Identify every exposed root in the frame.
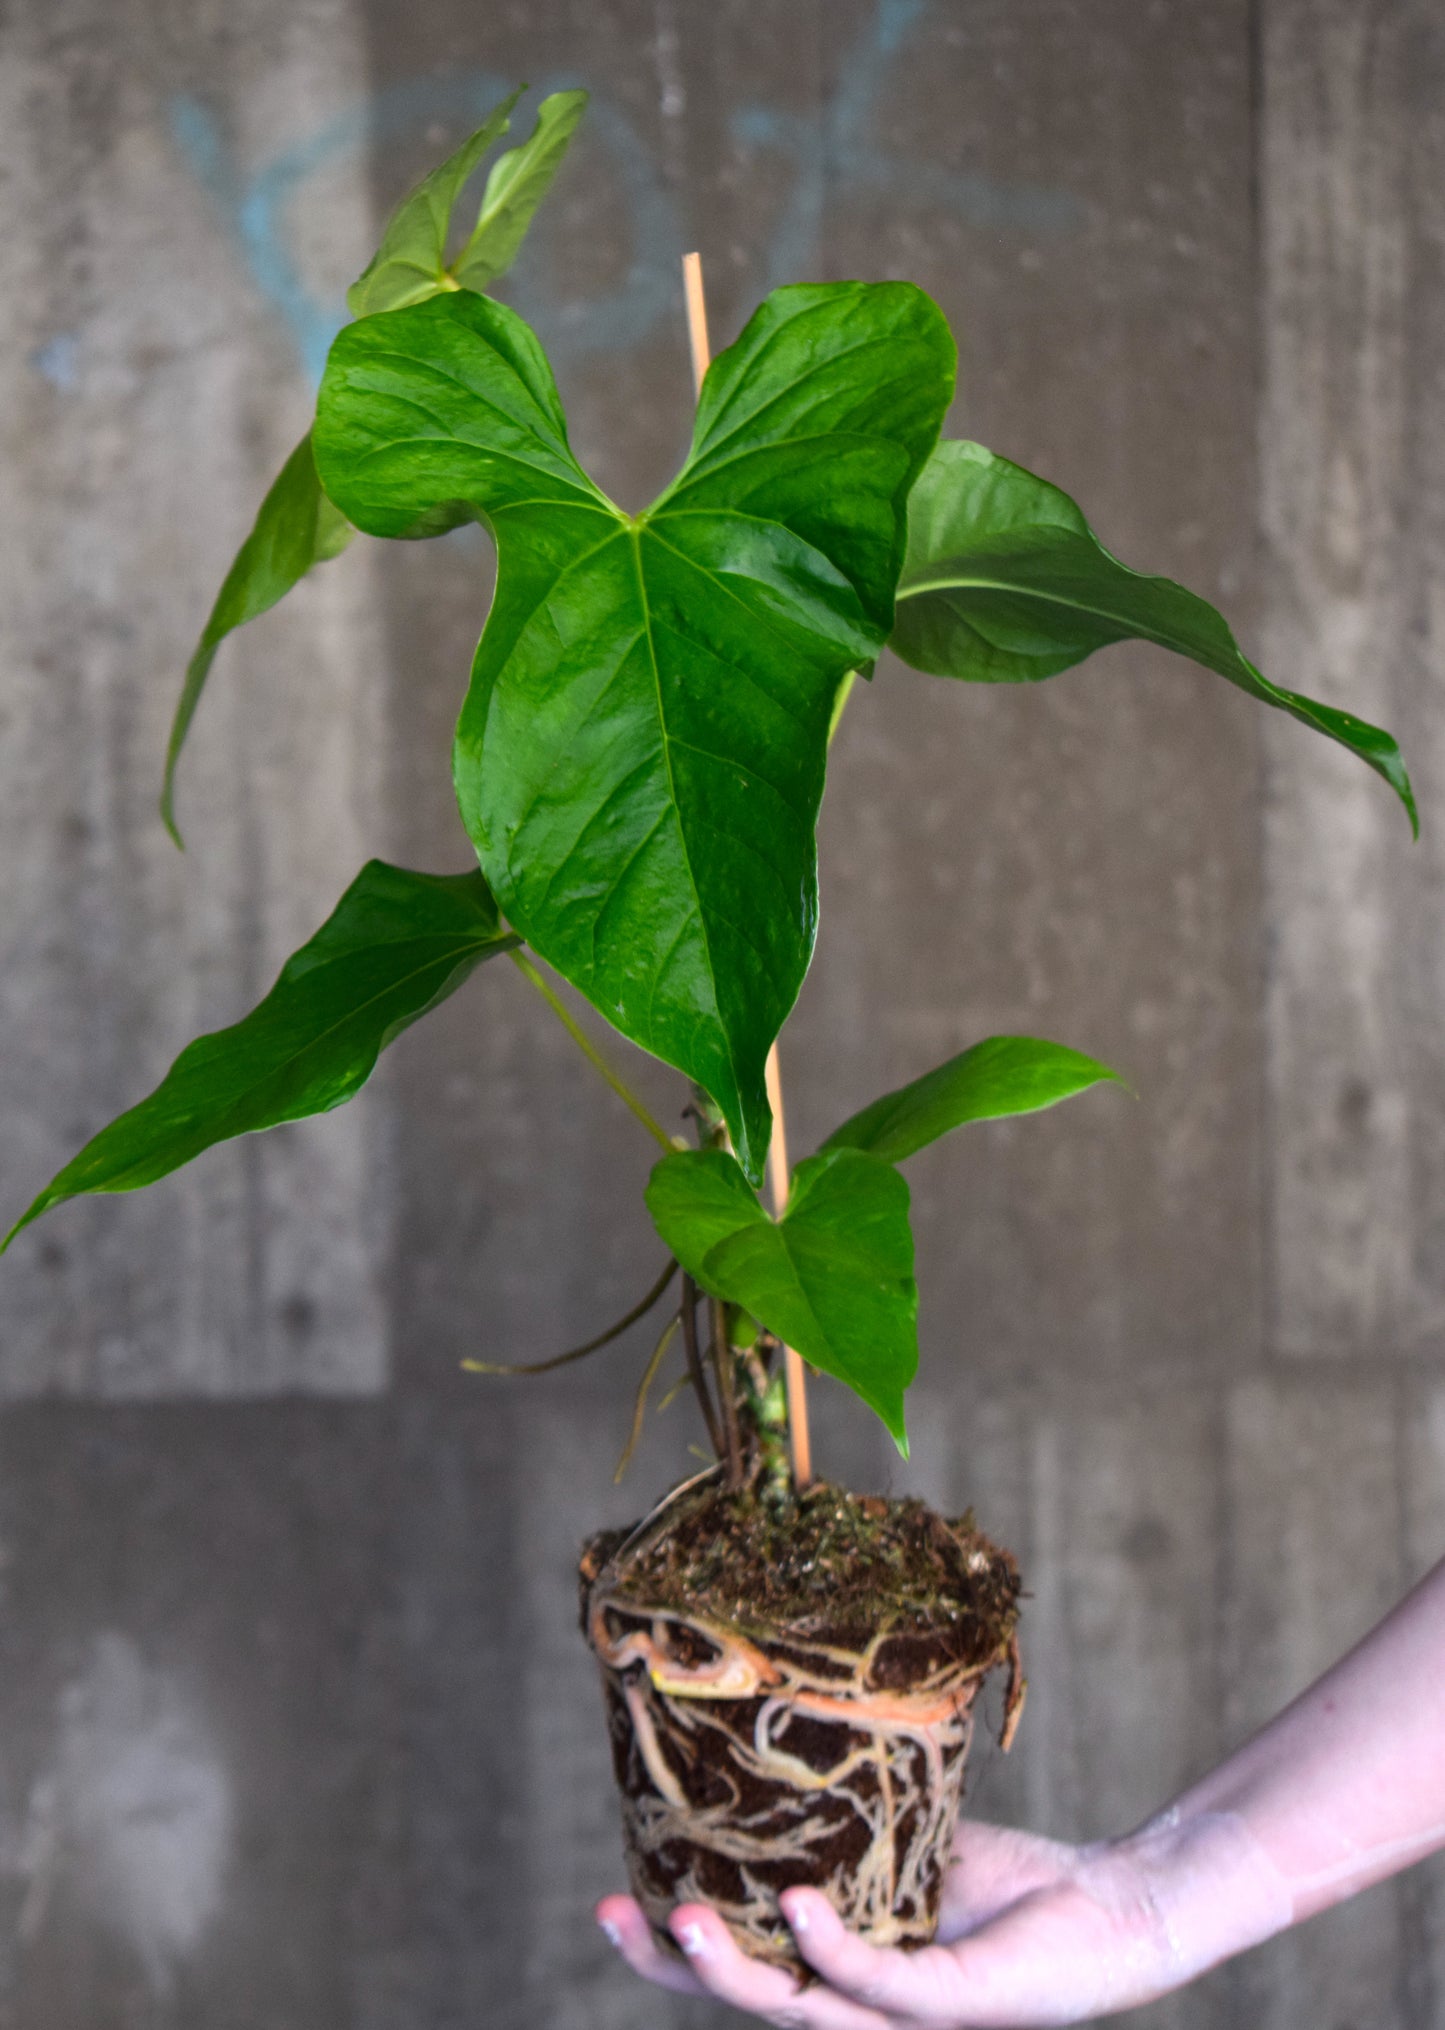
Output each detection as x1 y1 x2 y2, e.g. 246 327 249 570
582 1496 1021 1972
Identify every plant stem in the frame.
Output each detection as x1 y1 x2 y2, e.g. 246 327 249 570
510 950 678 1154
829 668 857 745
710 1296 746 1490
683 249 814 1494
680 1274 723 1458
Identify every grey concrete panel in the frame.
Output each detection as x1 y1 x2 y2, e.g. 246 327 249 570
1261 0 1445 1360
0 1402 390 2028
1222 1374 1415 2029
0 1397 570 2030
0 2 1440 2026
798 0 1266 1391
911 1381 1229 2030
1401 1380 1445 2027
0 0 391 1398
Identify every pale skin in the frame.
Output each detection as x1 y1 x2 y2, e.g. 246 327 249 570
599 1556 1445 2026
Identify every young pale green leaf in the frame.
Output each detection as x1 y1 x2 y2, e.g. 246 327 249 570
891 440 1417 835
164 95 581 837
820 1035 1125 1165
314 282 954 1183
345 87 524 316
452 91 588 292
161 431 354 844
3 862 516 1249
645 1146 918 1452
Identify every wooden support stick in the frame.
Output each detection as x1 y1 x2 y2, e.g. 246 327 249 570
681 251 712 401
681 250 813 1492
763 1045 813 1487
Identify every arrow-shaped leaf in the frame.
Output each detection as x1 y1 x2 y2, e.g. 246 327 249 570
161 431 354 844
891 439 1417 835
452 90 588 293
821 1034 1125 1165
345 87 524 317
4 861 517 1248
314 282 954 1182
164 91 583 839
646 1146 918 1452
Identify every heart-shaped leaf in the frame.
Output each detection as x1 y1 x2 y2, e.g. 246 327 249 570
891 439 1417 835
4 861 517 1248
821 1034 1125 1165
452 90 588 293
314 282 954 1181
345 87 524 317
645 1145 917 1450
161 431 354 844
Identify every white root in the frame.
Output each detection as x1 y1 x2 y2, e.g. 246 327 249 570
586 1573 1019 1969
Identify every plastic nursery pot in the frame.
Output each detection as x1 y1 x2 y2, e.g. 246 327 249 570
579 1469 1025 1973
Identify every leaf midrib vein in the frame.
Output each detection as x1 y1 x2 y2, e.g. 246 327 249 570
895 561 1231 664
645 528 835 735
346 345 608 508
89 934 511 1181
625 524 742 1123
687 328 916 471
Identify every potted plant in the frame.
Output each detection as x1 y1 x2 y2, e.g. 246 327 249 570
3 89 1414 1975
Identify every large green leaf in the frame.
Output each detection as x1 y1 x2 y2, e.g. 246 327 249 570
161 431 354 844
645 1146 917 1451
821 1034 1125 1165
314 282 954 1182
4 862 517 1248
345 88 524 316
452 90 588 292
891 439 1417 835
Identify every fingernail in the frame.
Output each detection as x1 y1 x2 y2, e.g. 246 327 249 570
677 1920 709 1959
598 1918 622 1950
788 1898 810 1934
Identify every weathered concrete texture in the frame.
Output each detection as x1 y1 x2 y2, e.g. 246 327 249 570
801 0 1266 1391
0 0 1442 2026
0 0 390 1397
1262 0 1445 1360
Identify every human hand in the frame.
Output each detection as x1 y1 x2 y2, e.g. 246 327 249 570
598 1815 1280 2028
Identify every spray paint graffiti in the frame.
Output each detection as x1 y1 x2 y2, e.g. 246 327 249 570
168 0 1077 387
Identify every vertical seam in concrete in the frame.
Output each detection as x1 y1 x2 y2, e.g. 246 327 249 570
1391 1360 1433 2030
1251 0 1284 1376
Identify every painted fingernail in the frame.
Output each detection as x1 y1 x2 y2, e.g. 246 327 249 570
677 1921 709 1958
598 1918 623 1949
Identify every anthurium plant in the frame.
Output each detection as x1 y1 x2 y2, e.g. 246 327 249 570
6 86 1413 1476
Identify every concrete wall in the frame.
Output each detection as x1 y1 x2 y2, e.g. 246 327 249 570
0 1 1440 2023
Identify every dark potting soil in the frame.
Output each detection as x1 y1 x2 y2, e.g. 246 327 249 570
582 1475 1020 1664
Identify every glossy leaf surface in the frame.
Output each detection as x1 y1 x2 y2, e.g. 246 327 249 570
345 88 523 316
891 439 1417 834
645 1146 917 1449
452 91 588 291
821 1034 1125 1165
4 862 516 1247
314 282 954 1181
161 431 354 843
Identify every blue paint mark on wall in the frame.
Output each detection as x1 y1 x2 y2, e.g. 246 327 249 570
167 0 1077 388
30 334 82 390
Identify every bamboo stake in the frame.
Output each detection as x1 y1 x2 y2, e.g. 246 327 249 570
681 250 813 1492
762 1046 812 1486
